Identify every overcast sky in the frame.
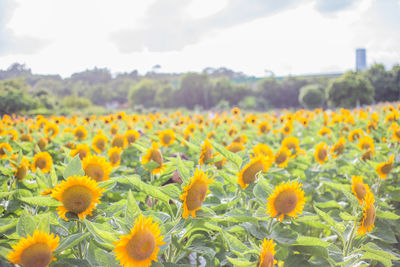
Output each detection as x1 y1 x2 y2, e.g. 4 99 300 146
0 0 399 77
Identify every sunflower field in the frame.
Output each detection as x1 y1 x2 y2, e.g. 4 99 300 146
0 106 400 267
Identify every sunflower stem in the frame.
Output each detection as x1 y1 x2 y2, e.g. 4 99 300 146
344 220 357 257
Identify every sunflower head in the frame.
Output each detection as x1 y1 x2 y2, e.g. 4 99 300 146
142 142 165 175
111 134 127 149
349 129 364 142
315 142 329 165
331 138 346 158
73 126 87 140
258 121 270 135
351 176 370 205
266 180 306 222
358 136 374 154
32 152 53 173
231 107 240 116
227 142 245 153
125 129 140 145
275 147 291 168
114 215 165 267
358 191 376 235
0 143 12 159
10 154 30 181
377 155 394 179
199 139 213 165
8 230 59 267
82 155 112 182
237 155 272 189
214 152 227 169
108 147 123 167
318 127 332 137
180 169 213 218
253 143 274 161
159 129 175 147
92 133 108 154
20 133 33 142
282 122 293 135
70 144 91 160
259 239 277 267
44 122 59 138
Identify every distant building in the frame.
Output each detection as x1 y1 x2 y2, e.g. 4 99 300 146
356 48 367 71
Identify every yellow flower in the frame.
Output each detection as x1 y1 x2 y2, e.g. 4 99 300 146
253 143 274 161
331 138 346 158
32 152 53 173
214 152 226 169
159 129 175 147
237 156 272 189
233 134 248 144
348 129 364 142
37 137 49 151
231 107 240 116
258 121 270 135
227 142 245 153
144 121 153 131
114 215 165 267
108 147 123 167
0 142 12 159
315 142 329 165
92 133 108 154
266 180 305 222
318 127 332 137
274 147 291 168
142 142 165 175
281 136 304 158
70 144 91 160
111 134 127 149
180 169 213 218
351 176 371 205
82 155 112 182
358 192 376 235
44 122 59 138
110 123 119 135
259 239 277 267
73 126 88 140
125 129 140 145
8 230 59 267
199 139 213 165
10 154 30 181
51 175 104 221
358 136 374 154
281 122 293 136
376 155 394 179
392 124 400 142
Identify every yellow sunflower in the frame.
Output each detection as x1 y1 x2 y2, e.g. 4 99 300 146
392 125 400 142
44 122 59 138
358 136 374 154
181 169 213 218
318 127 332 137
358 192 376 235
331 137 346 158
259 239 277 267
111 134 127 149
281 136 304 158
144 121 153 131
73 126 88 140
214 152 226 169
8 230 59 267
361 149 374 161
92 133 108 154
258 122 270 135
315 142 329 165
233 134 248 144
348 129 364 142
10 154 30 181
82 155 112 182
52 175 104 221
70 144 91 160
0 143 12 159
281 122 293 136
266 180 306 222
351 176 371 205
274 147 291 168
237 156 272 189
32 152 53 173
199 139 213 165
231 107 240 116
110 124 119 135
253 143 274 161
142 142 165 175
114 214 165 267
108 147 123 167
20 133 33 142
376 155 394 179
227 142 245 153
159 129 175 147
125 129 140 145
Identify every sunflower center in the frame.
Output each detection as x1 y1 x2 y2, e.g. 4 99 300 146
364 204 376 227
78 150 88 160
38 138 47 150
274 190 298 214
354 182 367 200
0 147 5 156
36 158 47 169
62 185 93 214
112 137 124 148
85 163 104 182
16 165 28 181
318 148 327 161
286 142 296 152
260 125 267 133
127 135 136 144
20 242 52 267
361 143 370 150
202 147 212 163
186 180 208 211
162 134 172 145
362 150 372 161
381 162 393 174
284 126 290 133
75 130 84 139
334 143 344 155
96 139 106 151
150 149 163 166
260 251 274 267
110 152 121 165
352 133 360 141
242 161 264 185
126 230 156 261
275 152 287 165
395 130 400 138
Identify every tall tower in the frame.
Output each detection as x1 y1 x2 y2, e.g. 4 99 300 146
356 48 367 71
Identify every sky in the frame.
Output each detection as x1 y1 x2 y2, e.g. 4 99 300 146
0 0 399 77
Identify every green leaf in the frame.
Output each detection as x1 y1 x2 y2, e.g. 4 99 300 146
19 196 60 207
17 209 36 238
361 251 392 267
0 191 15 198
314 205 345 233
132 143 148 153
176 154 190 184
121 176 171 204
376 210 400 220
63 155 84 179
84 219 118 245
211 140 242 170
50 165 58 186
52 258 91 267
55 232 90 253
0 218 18 233
315 200 342 209
35 213 50 232
253 178 273 204
125 190 141 224
226 256 257 267
223 232 249 254
294 236 329 247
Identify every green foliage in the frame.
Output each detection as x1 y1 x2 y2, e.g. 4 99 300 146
299 84 325 109
364 63 399 103
129 79 160 107
62 95 93 109
0 78 38 114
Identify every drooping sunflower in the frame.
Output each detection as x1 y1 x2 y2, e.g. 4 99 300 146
227 142 245 153
114 215 165 267
330 137 346 158
237 156 272 189
258 121 270 135
108 147 123 167
361 149 374 161
111 134 127 149
20 133 33 142
199 139 213 165
142 142 165 175
44 122 59 138
10 154 30 181
358 191 376 235
159 129 175 147
8 230 59 267
51 175 104 221
274 147 291 168
315 142 329 165
348 129 364 142
318 126 332 137
258 239 277 267
358 136 374 154
181 169 213 218
214 152 227 169
32 152 53 173
92 133 108 154
266 180 306 222
253 143 274 161
376 155 394 179
281 136 304 158
125 129 140 145
73 126 88 140
233 134 248 144
82 155 112 182
0 143 12 159
351 176 371 205
70 144 91 160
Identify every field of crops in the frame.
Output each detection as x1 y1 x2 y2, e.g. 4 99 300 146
0 106 399 267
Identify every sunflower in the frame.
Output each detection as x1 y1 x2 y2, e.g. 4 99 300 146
20 133 33 142
258 239 277 267
110 124 119 135
125 129 140 145
227 142 245 153
351 176 371 205
376 155 394 179
358 192 376 235
185 123 196 135
274 147 291 168
258 122 270 135
8 230 59 267
253 143 274 161
266 180 306 222
73 126 88 141
44 122 59 138
0 143 12 159
392 125 400 142
108 147 123 167
214 152 226 169
4 129 18 141
114 215 165 267
10 154 30 181
159 129 175 147
92 133 108 154
281 122 293 135
331 138 346 158
315 142 329 165
361 149 373 161
233 134 248 144
144 121 153 131
358 136 374 154
237 156 272 189
111 134 127 149
51 175 104 221
142 142 165 175
116 111 127 120
207 131 215 140
199 139 213 165
348 129 364 142
70 144 91 160
32 152 53 173
318 127 332 137
231 107 240 116
281 136 304 158
82 155 112 182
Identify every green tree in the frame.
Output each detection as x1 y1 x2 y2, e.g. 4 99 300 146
0 78 37 114
176 73 211 109
364 64 397 103
326 71 374 108
129 79 159 107
299 84 325 109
